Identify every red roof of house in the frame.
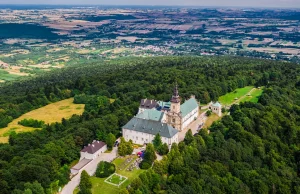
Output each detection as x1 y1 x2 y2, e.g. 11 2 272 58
81 141 106 154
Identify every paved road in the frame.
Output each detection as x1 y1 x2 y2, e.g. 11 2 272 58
61 146 118 194
178 112 207 142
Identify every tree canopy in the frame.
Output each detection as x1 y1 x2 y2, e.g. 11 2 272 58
0 56 299 193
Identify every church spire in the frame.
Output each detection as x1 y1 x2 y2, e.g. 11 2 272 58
171 82 180 103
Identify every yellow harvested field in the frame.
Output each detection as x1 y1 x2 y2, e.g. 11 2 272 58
102 48 127 54
28 64 52 69
116 36 138 42
248 47 300 55
77 49 91 54
47 48 65 52
6 66 30 76
54 56 70 62
0 98 84 143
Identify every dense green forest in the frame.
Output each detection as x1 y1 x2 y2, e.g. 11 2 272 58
0 56 299 193
0 24 61 39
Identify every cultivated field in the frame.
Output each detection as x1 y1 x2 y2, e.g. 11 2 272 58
0 98 84 143
0 69 21 81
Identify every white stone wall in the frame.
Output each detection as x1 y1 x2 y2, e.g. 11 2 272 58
123 128 178 146
80 145 107 160
211 106 222 117
182 107 199 129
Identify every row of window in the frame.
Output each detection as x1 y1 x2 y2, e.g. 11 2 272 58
126 134 170 142
183 109 198 122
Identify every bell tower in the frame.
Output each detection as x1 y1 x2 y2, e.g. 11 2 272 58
170 83 181 113
167 83 182 131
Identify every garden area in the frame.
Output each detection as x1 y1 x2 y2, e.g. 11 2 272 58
74 155 144 194
104 173 127 187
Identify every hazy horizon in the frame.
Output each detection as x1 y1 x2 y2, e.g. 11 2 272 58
0 0 300 8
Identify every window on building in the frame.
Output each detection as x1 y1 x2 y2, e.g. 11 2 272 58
172 118 175 123
142 138 144 141
136 136 138 140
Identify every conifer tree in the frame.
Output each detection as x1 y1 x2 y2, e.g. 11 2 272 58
78 171 92 194
153 133 163 150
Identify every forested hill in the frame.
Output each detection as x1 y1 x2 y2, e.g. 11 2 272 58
0 56 300 193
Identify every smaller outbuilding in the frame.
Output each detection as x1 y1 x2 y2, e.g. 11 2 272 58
80 140 107 160
210 101 222 117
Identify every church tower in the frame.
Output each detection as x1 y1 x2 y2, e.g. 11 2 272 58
166 83 182 131
170 83 181 113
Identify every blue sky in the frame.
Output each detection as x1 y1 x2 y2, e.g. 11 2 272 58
0 0 299 8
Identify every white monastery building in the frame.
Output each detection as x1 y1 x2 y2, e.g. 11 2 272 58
123 84 199 146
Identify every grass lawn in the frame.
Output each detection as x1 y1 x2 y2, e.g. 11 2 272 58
204 113 222 128
75 177 120 194
0 98 84 143
0 69 21 82
219 86 254 105
239 88 264 103
74 156 144 194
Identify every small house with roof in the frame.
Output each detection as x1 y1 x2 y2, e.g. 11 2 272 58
210 101 222 117
70 140 107 175
80 140 107 160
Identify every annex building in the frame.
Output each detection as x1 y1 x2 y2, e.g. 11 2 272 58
71 140 107 175
122 84 199 146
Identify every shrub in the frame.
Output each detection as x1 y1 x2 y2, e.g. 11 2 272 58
18 118 45 128
157 143 169 155
140 161 151 169
206 110 212 116
222 107 226 113
95 161 115 178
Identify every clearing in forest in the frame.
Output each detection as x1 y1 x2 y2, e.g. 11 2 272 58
0 98 84 143
218 86 254 105
239 87 264 103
